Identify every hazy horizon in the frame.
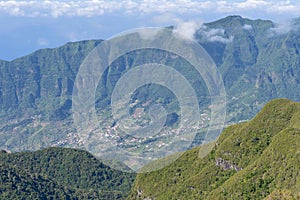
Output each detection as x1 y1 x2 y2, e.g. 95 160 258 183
1 0 300 61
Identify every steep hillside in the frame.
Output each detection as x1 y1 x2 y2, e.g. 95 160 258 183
0 40 101 117
0 40 102 152
1 15 300 156
199 16 300 121
0 147 135 199
128 99 300 199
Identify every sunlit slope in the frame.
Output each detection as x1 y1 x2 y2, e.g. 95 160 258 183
128 99 300 199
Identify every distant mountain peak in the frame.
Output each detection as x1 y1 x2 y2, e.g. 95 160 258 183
208 15 273 28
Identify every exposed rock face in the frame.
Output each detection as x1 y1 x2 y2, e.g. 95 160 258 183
215 157 242 172
136 188 153 200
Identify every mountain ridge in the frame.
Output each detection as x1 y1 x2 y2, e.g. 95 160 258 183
128 98 300 199
0 146 135 199
1 15 300 157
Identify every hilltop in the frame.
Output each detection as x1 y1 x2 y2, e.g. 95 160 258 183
0 147 135 200
128 99 300 199
1 15 300 160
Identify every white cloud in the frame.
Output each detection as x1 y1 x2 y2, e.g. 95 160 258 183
202 28 225 38
0 0 300 19
234 0 269 9
243 24 253 30
209 35 234 43
269 21 293 35
152 14 232 42
172 19 203 40
174 20 202 40
152 14 203 40
268 1 298 13
198 27 234 43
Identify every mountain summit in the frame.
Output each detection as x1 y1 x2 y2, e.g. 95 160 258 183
1 16 300 154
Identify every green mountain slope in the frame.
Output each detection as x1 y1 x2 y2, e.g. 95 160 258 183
0 40 101 116
0 162 74 200
1 15 300 156
128 99 300 199
0 147 135 199
199 16 300 121
0 40 102 152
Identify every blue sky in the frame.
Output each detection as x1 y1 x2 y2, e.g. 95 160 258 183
1 0 300 61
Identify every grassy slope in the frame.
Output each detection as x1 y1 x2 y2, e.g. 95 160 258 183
128 99 300 199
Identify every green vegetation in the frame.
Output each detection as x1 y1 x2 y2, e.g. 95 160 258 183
1 15 300 198
199 16 300 122
0 40 102 152
2 98 300 199
128 99 300 199
1 16 300 151
0 147 135 199
0 162 74 200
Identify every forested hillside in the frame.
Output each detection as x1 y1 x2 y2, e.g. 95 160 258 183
0 147 135 200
